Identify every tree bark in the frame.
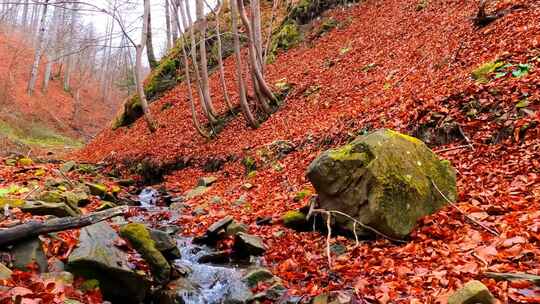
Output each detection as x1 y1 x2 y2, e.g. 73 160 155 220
0 206 128 247
146 6 158 69
231 0 259 128
165 0 172 50
171 2 210 138
195 0 218 118
27 0 49 96
63 3 78 92
136 0 158 132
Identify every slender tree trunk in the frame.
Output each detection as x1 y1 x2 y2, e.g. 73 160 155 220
100 17 113 99
42 55 53 93
195 0 218 118
251 0 263 68
169 2 209 137
21 0 29 28
27 0 48 96
146 7 158 69
43 5 60 93
171 0 179 43
211 0 233 112
263 0 279 63
165 0 172 50
181 0 217 122
230 0 258 128
237 0 276 104
64 4 77 92
136 0 157 132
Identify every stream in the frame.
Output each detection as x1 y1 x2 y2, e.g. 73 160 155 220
137 188 255 304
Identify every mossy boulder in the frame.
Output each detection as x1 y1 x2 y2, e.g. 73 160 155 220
22 201 79 217
307 129 457 239
18 157 33 166
120 223 171 284
68 222 150 302
37 190 64 203
0 198 25 208
448 280 496 304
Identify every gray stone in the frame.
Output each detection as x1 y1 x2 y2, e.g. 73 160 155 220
448 280 496 304
307 129 457 239
0 263 12 279
170 202 186 210
207 216 234 235
63 190 90 208
149 228 181 259
60 161 77 174
243 267 275 287
184 186 210 200
68 222 150 302
226 221 248 236
22 201 79 217
234 232 266 257
197 250 231 264
253 283 287 301
198 176 218 187
40 271 74 285
11 237 48 272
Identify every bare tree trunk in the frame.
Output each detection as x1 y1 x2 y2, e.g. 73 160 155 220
43 5 60 93
171 0 179 44
27 0 48 96
146 7 158 69
208 0 233 112
230 0 258 128
237 0 276 104
169 2 209 137
165 0 172 50
195 0 218 118
251 0 263 69
136 0 157 132
21 0 29 28
263 0 279 63
64 3 77 92
42 55 52 93
181 0 217 123
100 17 114 99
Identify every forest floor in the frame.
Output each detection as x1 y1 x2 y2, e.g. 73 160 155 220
1 0 540 302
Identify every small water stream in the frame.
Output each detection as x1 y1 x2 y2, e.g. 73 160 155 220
137 188 254 304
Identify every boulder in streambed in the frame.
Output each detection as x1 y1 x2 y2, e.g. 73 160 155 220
307 129 457 240
233 232 267 257
21 201 79 217
120 223 171 284
67 222 150 302
10 237 48 272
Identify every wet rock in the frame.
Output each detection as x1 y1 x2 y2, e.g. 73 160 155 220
63 190 90 208
253 283 288 301
269 140 296 158
226 221 248 236
149 228 181 260
120 223 171 284
156 277 200 304
11 237 48 272
184 186 210 200
37 190 64 203
282 210 308 229
448 280 496 304
198 176 218 187
22 201 79 217
85 182 107 197
40 271 74 285
256 216 273 226
60 161 77 173
171 262 192 277
197 250 231 264
44 178 69 190
68 222 150 302
48 257 65 272
117 179 135 186
0 263 12 279
234 232 266 257
95 201 116 211
307 129 457 239
242 267 275 287
207 216 234 235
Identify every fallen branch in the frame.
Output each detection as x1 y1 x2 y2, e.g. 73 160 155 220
431 180 500 236
458 125 475 151
484 272 540 285
434 145 471 153
0 206 128 246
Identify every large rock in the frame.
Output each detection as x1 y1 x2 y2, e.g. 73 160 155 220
68 222 150 302
307 129 456 239
234 232 267 257
0 263 12 279
448 280 496 304
120 223 171 283
22 201 79 217
11 237 48 272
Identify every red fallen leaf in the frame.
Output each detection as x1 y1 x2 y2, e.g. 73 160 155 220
8 286 33 297
475 245 498 263
501 236 527 248
510 280 534 289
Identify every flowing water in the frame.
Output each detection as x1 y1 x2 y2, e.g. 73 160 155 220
138 188 254 304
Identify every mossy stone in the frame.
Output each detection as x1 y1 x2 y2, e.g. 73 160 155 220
282 210 307 229
85 183 107 196
80 279 100 291
0 198 25 208
120 223 171 284
448 280 495 304
18 158 33 166
307 129 457 239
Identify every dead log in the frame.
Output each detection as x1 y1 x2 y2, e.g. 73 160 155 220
0 206 128 247
484 272 540 285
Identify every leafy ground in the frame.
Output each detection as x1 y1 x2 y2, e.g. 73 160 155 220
1 0 540 302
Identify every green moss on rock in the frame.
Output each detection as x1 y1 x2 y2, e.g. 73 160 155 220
471 61 504 84
120 223 171 283
282 210 307 228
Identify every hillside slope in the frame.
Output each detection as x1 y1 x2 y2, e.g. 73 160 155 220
0 32 122 156
77 0 540 301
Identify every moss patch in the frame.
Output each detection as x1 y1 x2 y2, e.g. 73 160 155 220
471 61 505 83
120 223 171 283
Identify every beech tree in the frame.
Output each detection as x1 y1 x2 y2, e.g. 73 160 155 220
27 0 48 95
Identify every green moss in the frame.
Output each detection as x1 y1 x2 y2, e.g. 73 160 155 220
0 120 82 149
268 21 302 62
242 156 257 174
0 198 25 208
415 0 428 11
328 144 371 162
85 183 107 196
282 210 307 228
120 223 170 283
317 18 339 36
80 279 100 291
387 129 422 145
471 61 505 83
294 189 312 201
